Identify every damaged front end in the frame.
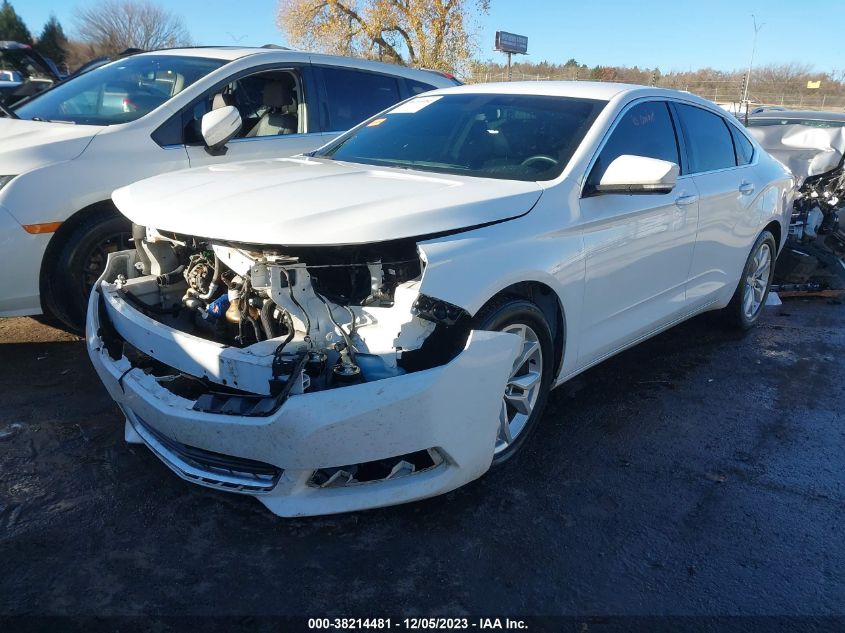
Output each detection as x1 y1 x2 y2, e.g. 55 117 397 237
112 226 473 399
749 119 845 291
86 225 520 516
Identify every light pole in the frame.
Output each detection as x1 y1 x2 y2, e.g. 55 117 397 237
742 14 764 105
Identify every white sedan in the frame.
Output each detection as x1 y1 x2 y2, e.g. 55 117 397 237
86 81 792 517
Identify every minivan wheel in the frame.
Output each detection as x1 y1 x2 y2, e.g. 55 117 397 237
43 208 132 332
474 296 554 466
724 230 777 330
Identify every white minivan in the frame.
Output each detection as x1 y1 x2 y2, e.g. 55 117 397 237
0 46 457 329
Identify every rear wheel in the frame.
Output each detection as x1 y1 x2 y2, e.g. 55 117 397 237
723 230 776 330
42 208 132 332
474 296 554 466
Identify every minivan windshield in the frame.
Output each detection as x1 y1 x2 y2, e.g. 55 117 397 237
316 93 606 181
14 55 225 125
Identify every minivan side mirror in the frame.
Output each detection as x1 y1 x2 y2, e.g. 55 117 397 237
201 105 242 156
594 154 679 194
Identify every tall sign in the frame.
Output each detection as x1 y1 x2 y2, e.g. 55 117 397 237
495 31 528 55
494 31 528 81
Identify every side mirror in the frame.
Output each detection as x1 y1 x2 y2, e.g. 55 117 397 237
201 105 242 156
594 154 679 194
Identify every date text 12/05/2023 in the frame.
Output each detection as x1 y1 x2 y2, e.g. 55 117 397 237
307 617 529 630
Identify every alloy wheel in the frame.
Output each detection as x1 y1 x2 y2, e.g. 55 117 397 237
742 242 772 320
494 323 544 454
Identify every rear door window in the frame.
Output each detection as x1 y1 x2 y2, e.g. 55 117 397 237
321 67 401 131
675 103 737 173
588 100 679 186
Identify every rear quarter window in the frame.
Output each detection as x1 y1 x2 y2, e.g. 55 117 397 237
729 125 755 166
407 79 437 95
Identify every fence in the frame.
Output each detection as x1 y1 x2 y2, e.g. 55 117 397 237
464 71 845 112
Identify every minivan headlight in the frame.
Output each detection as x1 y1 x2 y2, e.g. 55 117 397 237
0 175 15 191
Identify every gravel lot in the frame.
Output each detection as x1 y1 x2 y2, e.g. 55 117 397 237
1 299 844 628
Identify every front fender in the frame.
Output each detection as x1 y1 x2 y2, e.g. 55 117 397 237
1 120 189 227
417 212 585 379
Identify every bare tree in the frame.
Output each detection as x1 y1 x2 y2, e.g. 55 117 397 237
277 0 489 74
74 0 190 56
753 62 814 89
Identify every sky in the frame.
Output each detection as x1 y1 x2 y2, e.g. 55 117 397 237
15 0 844 74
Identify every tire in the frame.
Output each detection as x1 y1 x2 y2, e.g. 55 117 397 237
42 208 132 333
473 295 555 466
723 230 777 330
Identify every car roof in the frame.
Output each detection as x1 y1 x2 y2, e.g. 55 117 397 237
423 80 719 106
0 41 32 49
133 47 456 84
747 109 845 122
136 46 281 61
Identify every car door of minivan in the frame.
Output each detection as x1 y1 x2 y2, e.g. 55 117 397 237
577 99 700 369
182 63 325 167
672 103 755 308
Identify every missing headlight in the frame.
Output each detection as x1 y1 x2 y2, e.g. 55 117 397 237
412 294 468 326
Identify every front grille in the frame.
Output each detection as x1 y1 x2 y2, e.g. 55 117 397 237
131 414 282 494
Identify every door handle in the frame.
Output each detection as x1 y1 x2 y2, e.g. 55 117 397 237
675 194 698 207
739 182 755 195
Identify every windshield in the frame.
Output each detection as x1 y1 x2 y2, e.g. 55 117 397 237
14 55 225 125
317 93 607 181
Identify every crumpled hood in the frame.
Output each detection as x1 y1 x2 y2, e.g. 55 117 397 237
0 118 98 173
113 157 543 245
749 124 845 186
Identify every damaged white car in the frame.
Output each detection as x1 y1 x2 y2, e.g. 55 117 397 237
746 111 845 289
87 82 792 517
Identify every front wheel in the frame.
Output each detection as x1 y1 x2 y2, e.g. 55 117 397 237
42 208 132 332
723 230 777 330
474 296 554 466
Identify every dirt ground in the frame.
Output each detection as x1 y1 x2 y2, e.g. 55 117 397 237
1 299 844 629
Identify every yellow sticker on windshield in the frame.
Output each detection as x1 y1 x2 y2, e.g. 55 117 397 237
367 118 387 127
389 95 442 113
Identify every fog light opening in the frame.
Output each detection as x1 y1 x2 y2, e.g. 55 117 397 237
309 448 444 488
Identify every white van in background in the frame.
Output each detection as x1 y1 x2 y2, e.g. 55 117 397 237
0 46 457 329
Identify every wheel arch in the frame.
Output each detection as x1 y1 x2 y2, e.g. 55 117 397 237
38 199 120 314
763 219 782 253
475 280 566 379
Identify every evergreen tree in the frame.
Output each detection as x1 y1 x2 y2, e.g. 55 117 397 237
0 0 33 44
36 15 67 68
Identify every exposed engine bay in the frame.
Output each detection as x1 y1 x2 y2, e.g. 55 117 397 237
98 225 471 411
748 121 845 290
